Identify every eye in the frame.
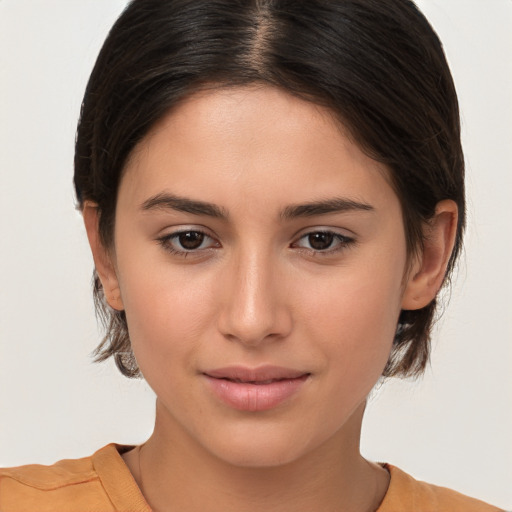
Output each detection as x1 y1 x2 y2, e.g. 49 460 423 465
158 229 219 255
293 230 354 253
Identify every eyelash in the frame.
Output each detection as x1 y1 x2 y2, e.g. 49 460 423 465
291 231 355 255
157 229 355 257
157 229 217 257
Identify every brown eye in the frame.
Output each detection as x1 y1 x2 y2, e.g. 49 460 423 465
158 229 219 255
293 230 354 254
307 232 335 250
178 231 205 250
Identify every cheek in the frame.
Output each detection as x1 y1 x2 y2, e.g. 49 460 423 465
116 255 218 368
299 262 404 372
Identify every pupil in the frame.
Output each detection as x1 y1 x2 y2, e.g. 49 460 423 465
179 232 204 250
309 232 334 250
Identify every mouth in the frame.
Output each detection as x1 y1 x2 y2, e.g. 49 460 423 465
217 378 295 385
204 365 309 383
203 366 310 411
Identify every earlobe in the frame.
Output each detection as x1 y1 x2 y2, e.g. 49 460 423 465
401 200 458 310
82 202 124 311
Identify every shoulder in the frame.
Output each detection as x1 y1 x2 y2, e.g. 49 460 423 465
0 443 149 512
378 464 504 512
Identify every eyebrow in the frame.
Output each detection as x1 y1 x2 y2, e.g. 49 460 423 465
280 198 375 219
140 193 374 220
140 193 228 219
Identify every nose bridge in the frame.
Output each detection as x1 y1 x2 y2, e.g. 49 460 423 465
218 243 290 345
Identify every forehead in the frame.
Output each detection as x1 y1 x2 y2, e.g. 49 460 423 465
119 85 398 216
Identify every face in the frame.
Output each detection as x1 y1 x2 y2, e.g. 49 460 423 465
107 86 413 467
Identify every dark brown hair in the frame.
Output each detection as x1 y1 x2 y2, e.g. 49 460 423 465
74 0 465 379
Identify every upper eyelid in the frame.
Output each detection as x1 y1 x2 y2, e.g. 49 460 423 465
158 225 216 239
293 231 353 244
157 230 220 254
292 226 355 241
156 226 354 245
157 225 214 238
291 229 356 251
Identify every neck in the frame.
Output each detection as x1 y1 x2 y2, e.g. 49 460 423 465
123 400 389 512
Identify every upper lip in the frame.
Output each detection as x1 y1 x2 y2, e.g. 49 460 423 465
203 365 309 383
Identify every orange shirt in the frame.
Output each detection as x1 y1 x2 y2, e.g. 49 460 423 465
0 444 503 512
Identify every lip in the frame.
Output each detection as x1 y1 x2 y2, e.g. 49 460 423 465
203 365 310 412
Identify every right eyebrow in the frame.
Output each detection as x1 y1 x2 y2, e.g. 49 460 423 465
140 193 228 219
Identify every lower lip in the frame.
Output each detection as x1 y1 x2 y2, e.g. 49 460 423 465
204 375 309 412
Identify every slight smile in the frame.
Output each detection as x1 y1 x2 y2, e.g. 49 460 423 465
203 366 311 412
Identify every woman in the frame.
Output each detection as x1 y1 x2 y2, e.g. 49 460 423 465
0 1 506 510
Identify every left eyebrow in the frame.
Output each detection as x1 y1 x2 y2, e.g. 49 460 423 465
280 198 375 219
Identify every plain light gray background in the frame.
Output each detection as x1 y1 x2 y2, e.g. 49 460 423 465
1 1 511 508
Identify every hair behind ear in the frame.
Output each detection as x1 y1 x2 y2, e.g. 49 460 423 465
82 203 142 378
92 275 141 378
401 200 458 311
384 200 458 378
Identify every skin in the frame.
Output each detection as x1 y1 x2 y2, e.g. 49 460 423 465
84 85 457 512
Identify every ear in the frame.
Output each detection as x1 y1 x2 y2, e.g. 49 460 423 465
82 202 124 311
401 200 458 310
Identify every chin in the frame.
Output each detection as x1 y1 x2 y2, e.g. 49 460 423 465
213 442 304 469
201 423 325 469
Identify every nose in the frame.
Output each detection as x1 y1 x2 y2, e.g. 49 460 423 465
217 247 293 347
